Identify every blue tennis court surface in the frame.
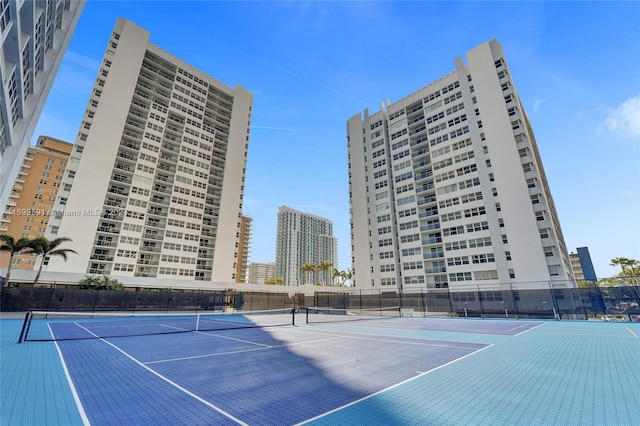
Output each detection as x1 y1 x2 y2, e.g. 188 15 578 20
2 315 639 425
309 316 543 335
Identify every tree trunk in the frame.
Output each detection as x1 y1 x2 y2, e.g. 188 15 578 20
3 254 14 288
32 258 45 288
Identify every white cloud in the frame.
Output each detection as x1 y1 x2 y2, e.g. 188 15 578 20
532 99 543 113
64 50 101 70
598 94 640 138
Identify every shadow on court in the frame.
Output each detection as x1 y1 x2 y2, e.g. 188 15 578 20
52 322 485 425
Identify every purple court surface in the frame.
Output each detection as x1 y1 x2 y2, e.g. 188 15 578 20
2 314 639 425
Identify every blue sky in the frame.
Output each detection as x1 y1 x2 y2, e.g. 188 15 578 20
34 1 639 278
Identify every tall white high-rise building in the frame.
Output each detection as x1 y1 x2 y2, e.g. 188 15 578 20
46 19 252 282
0 0 85 212
347 40 574 292
275 206 338 286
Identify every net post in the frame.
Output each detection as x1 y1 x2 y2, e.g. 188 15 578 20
305 307 310 324
195 313 201 332
291 308 295 326
17 311 32 343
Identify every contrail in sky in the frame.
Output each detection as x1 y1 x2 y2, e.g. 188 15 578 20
214 42 369 106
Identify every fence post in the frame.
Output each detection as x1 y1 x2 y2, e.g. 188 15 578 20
509 282 519 319
548 281 560 320
447 286 454 318
132 287 138 313
46 287 55 311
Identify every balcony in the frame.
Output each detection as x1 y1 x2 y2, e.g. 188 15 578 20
417 197 437 206
423 251 445 260
422 237 442 245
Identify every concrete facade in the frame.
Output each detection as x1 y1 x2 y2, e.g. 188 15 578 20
0 136 72 270
347 40 574 292
235 215 252 283
248 262 275 285
45 19 252 284
275 206 338 286
0 0 84 213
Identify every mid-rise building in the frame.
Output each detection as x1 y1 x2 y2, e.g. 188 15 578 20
570 247 597 282
46 19 253 282
0 136 72 270
347 39 573 292
0 0 84 213
235 215 252 283
275 206 338 286
248 262 275 285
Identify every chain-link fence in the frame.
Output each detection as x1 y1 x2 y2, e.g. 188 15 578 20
2 285 639 321
316 285 640 321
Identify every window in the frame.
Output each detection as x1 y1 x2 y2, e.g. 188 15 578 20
471 254 495 264
447 256 469 266
380 264 395 272
449 272 472 282
474 270 498 280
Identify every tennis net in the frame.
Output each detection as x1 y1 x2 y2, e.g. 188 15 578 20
18 308 295 342
305 306 401 324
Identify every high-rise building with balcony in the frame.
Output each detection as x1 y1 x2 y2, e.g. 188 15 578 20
45 19 253 282
0 0 84 213
0 136 72 271
235 215 252 283
275 206 338 286
347 40 574 292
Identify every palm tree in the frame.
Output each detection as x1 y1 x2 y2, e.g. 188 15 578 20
343 269 353 287
97 275 123 291
28 237 77 288
79 274 101 289
300 262 316 285
0 235 32 288
332 268 344 286
316 260 332 285
610 257 640 286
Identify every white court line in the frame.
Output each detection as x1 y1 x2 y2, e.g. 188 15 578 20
295 343 494 425
145 335 346 365
72 323 249 426
512 322 546 336
50 324 91 426
293 325 486 350
346 334 484 351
